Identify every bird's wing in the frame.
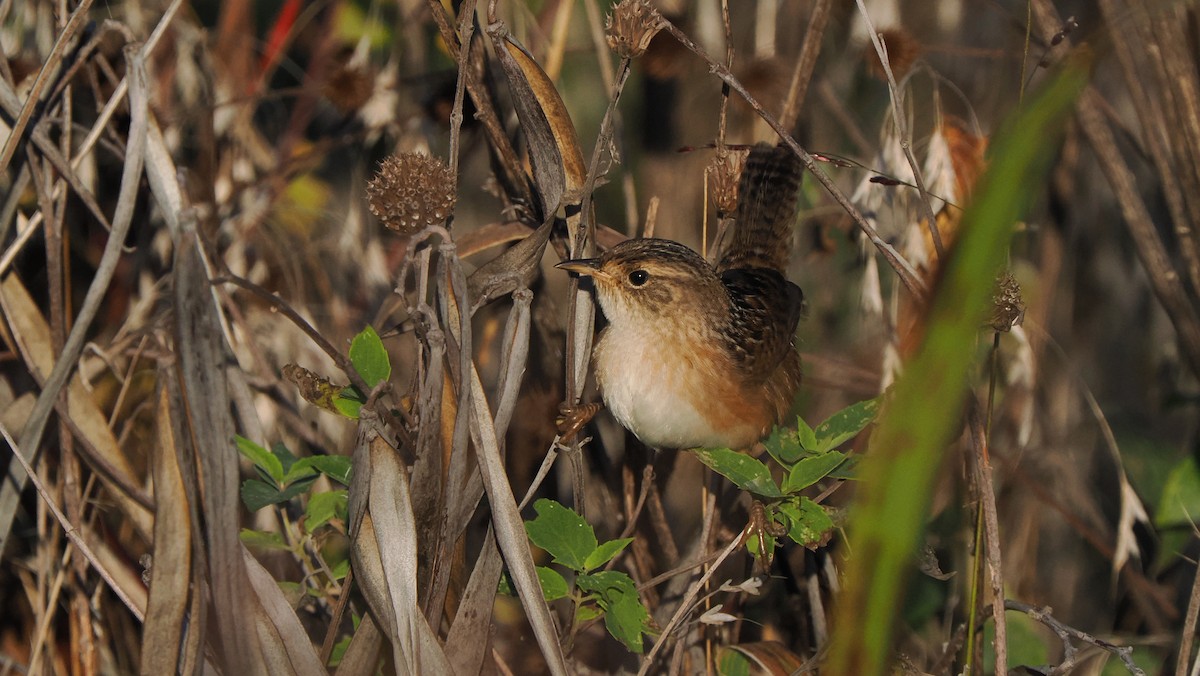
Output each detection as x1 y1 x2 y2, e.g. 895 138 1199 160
719 267 805 383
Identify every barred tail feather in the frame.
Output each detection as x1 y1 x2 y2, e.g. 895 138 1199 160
716 144 803 273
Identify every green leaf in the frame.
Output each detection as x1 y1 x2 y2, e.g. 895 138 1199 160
497 572 514 596
328 635 352 668
827 454 859 480
578 571 651 652
333 387 364 419
331 558 350 581
584 538 633 571
1156 456 1200 528
781 451 846 494
350 325 391 388
306 490 348 531
692 448 782 498
576 570 638 597
282 463 319 486
602 588 650 653
284 455 353 486
242 479 283 512
763 426 806 466
796 416 818 453
239 528 289 550
536 566 570 601
282 474 318 499
271 442 300 476
777 497 834 549
241 475 318 512
236 435 283 484
525 499 598 572
575 604 603 623
813 397 880 453
306 455 353 485
717 648 754 676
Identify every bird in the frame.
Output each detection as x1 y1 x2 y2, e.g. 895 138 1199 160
557 143 804 450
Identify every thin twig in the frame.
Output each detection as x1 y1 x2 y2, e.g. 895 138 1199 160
0 45 151 556
636 525 748 676
319 568 355 665
0 0 93 175
853 0 943 260
564 53 634 517
1098 0 1200 307
616 464 654 541
1004 600 1145 675
967 399 1006 675
211 273 371 397
658 17 927 300
778 0 832 132
1180 559 1200 676
446 0 478 181
1028 0 1200 379
0 424 144 622
424 0 533 209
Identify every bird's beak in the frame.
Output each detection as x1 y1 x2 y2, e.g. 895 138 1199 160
555 258 601 277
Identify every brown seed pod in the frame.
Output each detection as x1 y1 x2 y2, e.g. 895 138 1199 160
605 0 667 60
366 152 456 234
707 152 743 218
990 273 1026 332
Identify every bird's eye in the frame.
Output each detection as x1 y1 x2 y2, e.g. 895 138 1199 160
628 270 649 286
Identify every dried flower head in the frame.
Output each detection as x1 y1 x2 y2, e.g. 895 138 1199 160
606 0 667 59
367 152 456 234
707 152 743 217
324 58 374 114
990 273 1026 332
282 363 342 411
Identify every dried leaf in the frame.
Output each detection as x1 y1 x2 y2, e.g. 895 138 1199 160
466 217 554 310
243 548 327 675
0 273 153 540
465 361 569 675
333 614 383 676
720 641 805 675
174 229 259 671
488 28 587 218
445 529 504 676
348 426 451 675
0 44 152 554
141 386 196 675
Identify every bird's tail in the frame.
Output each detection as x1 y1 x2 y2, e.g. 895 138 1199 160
716 144 803 274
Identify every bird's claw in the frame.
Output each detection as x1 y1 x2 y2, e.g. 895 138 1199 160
556 402 602 443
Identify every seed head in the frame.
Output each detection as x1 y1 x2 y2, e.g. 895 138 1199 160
606 0 667 59
324 61 374 114
367 152 456 234
990 273 1025 332
282 363 341 411
707 152 743 217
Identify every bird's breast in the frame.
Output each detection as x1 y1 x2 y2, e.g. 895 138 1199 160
592 322 773 450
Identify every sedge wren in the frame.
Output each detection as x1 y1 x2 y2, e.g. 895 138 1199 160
558 144 804 450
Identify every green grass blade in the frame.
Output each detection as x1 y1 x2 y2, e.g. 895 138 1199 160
823 59 1089 676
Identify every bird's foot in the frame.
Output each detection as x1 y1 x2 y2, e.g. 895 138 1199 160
746 500 789 571
556 401 603 444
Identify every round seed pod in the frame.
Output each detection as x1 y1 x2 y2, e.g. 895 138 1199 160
366 152 456 234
